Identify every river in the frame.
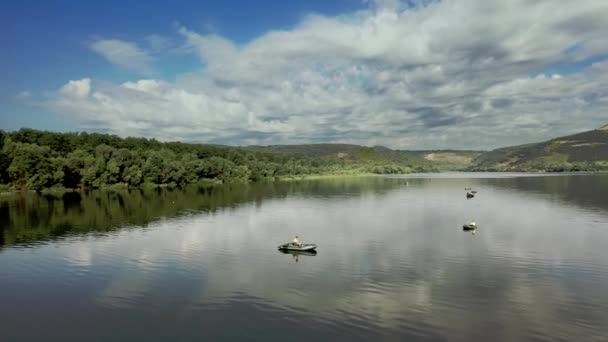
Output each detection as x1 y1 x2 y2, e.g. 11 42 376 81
1 173 607 341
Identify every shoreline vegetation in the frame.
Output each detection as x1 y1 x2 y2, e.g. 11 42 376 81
0 128 432 193
1 126 607 193
0 173 382 195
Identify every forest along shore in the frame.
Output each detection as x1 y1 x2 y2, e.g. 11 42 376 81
0 128 439 192
5 124 606 193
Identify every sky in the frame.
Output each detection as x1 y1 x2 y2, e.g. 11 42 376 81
2 0 608 150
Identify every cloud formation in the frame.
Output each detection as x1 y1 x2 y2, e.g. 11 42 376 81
53 0 608 149
90 39 154 74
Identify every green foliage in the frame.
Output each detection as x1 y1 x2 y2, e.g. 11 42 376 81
0 128 440 192
0 129 6 150
0 152 11 183
6 142 56 190
0 183 12 192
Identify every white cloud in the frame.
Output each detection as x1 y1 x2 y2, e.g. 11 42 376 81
59 78 91 98
90 39 154 74
51 0 608 149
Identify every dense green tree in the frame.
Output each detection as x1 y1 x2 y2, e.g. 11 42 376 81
229 165 252 182
122 165 143 186
0 129 6 150
100 159 121 184
6 142 55 190
38 132 77 155
0 152 11 183
10 128 45 145
142 149 176 184
49 157 66 185
65 149 102 188
199 157 236 182
0 128 444 191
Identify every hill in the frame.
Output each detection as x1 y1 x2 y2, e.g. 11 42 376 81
246 144 421 163
245 144 482 171
245 144 434 173
404 150 484 171
470 125 608 172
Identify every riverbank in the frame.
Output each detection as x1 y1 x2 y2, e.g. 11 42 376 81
4 170 608 195
0 172 384 195
275 172 380 182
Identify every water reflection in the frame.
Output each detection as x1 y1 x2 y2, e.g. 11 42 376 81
279 249 318 263
484 173 608 212
0 174 607 341
0 177 412 247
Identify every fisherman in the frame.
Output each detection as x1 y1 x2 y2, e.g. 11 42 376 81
292 235 301 247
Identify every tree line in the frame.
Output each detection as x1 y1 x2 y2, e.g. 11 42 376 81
0 128 429 191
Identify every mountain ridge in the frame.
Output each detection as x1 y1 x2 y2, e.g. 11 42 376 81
470 124 608 172
244 144 483 171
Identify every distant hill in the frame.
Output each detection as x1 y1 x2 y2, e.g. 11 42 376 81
245 144 483 171
246 144 371 158
470 125 608 172
245 144 427 170
404 150 484 171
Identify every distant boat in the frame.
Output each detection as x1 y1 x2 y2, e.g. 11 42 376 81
466 192 475 199
463 221 477 230
471 190 478 194
464 187 472 190
277 242 317 251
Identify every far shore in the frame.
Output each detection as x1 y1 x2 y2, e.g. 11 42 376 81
2 170 608 196
0 172 383 195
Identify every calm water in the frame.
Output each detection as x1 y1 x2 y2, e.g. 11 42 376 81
1 174 607 341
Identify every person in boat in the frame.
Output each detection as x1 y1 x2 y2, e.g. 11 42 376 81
292 235 301 247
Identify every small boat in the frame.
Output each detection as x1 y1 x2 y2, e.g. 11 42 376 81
463 221 477 230
464 187 472 190
471 190 478 194
466 192 475 198
277 242 317 251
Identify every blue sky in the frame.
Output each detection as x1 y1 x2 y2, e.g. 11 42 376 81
1 0 364 130
2 0 373 88
2 0 608 149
